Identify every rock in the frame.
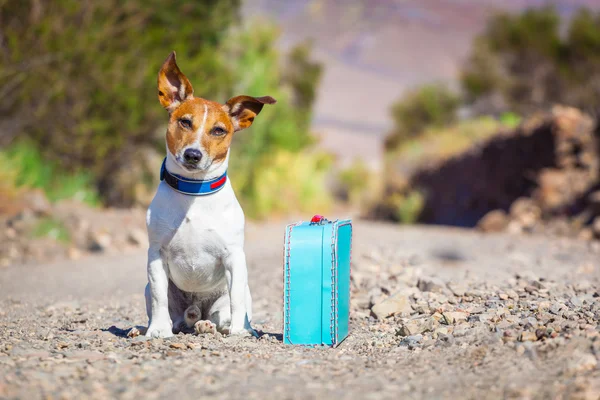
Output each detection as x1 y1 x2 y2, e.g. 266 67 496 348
127 228 148 247
442 311 468 325
519 331 537 342
570 296 583 308
26 189 52 216
566 352 597 375
169 343 186 350
371 292 412 319
417 276 446 293
67 247 82 260
402 318 436 336
88 231 112 252
593 217 600 238
509 198 541 229
447 282 467 297
477 210 509 233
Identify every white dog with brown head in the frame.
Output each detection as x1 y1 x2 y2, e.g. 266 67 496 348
144 51 275 338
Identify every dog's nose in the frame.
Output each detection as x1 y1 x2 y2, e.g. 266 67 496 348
183 148 202 164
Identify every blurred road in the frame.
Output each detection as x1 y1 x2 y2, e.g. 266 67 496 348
2 220 600 399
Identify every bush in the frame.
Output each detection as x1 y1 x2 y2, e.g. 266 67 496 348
0 0 239 205
0 141 99 205
385 84 460 151
245 151 332 218
0 2 326 215
337 159 376 206
222 20 325 217
461 6 600 116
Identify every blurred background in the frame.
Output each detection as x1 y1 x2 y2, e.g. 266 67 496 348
2 0 600 266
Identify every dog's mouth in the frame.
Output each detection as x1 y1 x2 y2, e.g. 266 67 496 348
181 161 202 171
176 156 206 172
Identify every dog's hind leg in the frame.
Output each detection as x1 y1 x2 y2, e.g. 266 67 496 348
206 291 231 334
167 279 193 334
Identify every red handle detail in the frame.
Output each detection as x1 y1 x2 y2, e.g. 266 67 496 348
311 215 324 223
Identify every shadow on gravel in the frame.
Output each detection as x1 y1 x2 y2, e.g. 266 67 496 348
430 248 467 264
102 326 284 341
103 325 144 338
256 330 283 342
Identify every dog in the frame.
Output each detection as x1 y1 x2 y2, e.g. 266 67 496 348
144 51 276 338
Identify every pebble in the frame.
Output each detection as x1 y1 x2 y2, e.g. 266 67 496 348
519 331 538 342
371 293 412 319
417 277 447 293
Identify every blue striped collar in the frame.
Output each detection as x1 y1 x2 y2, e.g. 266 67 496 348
160 158 227 196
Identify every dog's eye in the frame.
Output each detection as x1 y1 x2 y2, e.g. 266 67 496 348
179 118 192 129
211 126 227 136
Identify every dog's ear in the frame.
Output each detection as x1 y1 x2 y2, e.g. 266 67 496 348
223 95 276 131
157 51 194 112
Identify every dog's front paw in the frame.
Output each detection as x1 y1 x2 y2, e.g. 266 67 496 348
194 320 217 335
229 326 258 338
146 322 173 339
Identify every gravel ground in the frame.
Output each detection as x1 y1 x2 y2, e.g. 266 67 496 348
1 221 600 399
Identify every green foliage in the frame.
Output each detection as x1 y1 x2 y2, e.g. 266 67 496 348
245 151 332 218
0 141 99 205
387 117 507 168
337 159 373 206
385 84 460 151
223 20 326 217
499 112 521 129
461 6 600 115
0 2 326 216
390 191 424 224
32 217 71 243
0 0 239 206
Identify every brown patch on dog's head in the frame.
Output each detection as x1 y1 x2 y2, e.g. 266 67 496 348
158 52 276 171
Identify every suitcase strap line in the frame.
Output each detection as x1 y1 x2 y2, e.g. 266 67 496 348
330 224 338 345
284 221 302 345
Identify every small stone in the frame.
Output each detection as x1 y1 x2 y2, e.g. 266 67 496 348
67 247 82 260
519 331 537 342
169 343 186 350
57 342 69 349
442 311 468 325
417 277 447 293
535 328 547 340
592 217 600 238
477 210 509 232
498 293 509 300
570 296 583 308
128 228 148 247
371 292 412 319
447 283 467 297
88 231 112 252
567 352 597 374
397 321 421 337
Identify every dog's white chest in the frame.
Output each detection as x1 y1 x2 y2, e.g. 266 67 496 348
167 222 228 292
147 181 245 294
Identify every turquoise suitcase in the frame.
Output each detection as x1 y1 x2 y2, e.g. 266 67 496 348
283 216 353 346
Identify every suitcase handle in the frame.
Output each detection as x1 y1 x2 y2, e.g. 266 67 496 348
310 214 330 225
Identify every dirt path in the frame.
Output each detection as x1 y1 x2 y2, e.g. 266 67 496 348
1 220 600 399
